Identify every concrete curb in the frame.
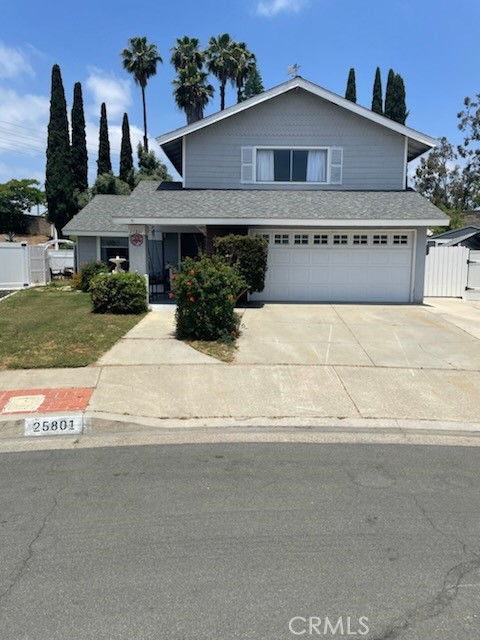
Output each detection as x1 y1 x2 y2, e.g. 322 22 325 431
1 411 480 453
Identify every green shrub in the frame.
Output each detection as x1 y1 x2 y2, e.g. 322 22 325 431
172 254 246 341
80 260 109 292
214 234 268 293
90 272 148 314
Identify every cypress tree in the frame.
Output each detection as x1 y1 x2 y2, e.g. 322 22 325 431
394 73 408 124
97 102 112 175
384 69 396 120
45 64 75 236
119 113 134 188
71 82 88 192
371 67 383 115
345 68 356 103
243 64 264 99
385 70 408 124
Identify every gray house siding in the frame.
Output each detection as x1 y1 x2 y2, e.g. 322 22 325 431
185 90 406 191
413 228 427 303
77 236 97 267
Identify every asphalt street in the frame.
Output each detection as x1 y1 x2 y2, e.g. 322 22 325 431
0 442 479 639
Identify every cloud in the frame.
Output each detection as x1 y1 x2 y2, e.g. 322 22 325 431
256 0 309 17
86 68 132 121
0 87 49 157
0 42 34 79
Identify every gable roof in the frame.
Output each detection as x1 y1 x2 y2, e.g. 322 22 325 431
156 76 437 173
431 225 480 239
63 194 130 235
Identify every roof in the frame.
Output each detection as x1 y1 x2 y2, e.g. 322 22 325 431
63 194 130 235
444 229 480 249
431 225 480 239
156 77 437 173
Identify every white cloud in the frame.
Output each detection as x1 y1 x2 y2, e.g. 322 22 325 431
86 68 132 121
256 0 309 17
0 42 34 79
0 87 49 157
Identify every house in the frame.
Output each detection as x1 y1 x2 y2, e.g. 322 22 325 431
63 76 448 303
428 226 480 250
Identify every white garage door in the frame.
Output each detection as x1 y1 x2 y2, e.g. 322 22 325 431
250 229 414 303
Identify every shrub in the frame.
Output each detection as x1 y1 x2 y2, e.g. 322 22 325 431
79 260 109 292
90 272 148 314
173 254 246 341
70 272 82 290
214 234 268 293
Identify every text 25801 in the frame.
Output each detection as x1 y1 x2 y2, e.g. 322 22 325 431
32 419 76 433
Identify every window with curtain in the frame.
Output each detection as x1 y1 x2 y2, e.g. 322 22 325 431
256 149 327 183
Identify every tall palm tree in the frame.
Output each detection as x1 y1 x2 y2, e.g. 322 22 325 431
231 42 256 103
206 33 237 111
120 36 162 152
173 64 214 124
170 36 204 72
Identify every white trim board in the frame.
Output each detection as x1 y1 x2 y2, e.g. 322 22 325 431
156 77 437 155
114 216 447 228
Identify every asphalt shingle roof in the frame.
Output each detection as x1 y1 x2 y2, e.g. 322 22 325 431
63 182 448 234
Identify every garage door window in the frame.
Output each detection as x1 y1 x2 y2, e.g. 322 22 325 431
373 234 388 245
313 234 329 245
353 234 368 245
393 234 409 245
274 234 290 245
333 234 348 245
294 234 309 245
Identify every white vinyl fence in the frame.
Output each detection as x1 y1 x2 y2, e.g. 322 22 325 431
0 243 51 289
424 246 469 297
0 242 30 289
465 250 480 301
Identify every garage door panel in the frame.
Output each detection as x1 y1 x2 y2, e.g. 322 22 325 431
251 230 413 303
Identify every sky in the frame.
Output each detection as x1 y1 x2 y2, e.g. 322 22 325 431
0 0 478 187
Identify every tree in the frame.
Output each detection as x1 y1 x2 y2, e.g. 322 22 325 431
457 94 480 208
71 82 88 193
45 64 75 236
170 36 214 124
231 42 256 103
243 64 264 100
136 143 172 183
414 137 467 215
119 113 134 188
0 179 45 234
371 67 383 115
120 36 163 152
173 64 214 124
206 33 237 110
385 70 408 124
92 172 131 195
345 68 356 103
170 36 204 72
97 102 112 176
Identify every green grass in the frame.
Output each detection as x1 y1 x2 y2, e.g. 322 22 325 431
0 286 146 369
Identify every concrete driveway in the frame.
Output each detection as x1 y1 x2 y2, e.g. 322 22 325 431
236 300 480 370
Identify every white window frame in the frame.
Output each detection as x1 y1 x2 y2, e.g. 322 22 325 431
253 146 331 185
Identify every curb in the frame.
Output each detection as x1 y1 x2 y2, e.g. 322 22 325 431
1 411 480 453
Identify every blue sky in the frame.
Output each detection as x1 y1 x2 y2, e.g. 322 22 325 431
0 0 478 186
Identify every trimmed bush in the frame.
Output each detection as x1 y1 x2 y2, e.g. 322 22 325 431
90 272 148 314
214 234 268 293
173 255 246 341
79 260 109 292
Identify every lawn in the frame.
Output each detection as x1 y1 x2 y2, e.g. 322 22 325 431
0 286 146 369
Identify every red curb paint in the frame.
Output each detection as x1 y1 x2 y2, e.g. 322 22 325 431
0 387 94 415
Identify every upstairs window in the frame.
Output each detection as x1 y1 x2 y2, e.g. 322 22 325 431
256 149 327 183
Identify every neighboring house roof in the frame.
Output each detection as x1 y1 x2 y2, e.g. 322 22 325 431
431 225 480 239
156 77 437 173
444 229 480 249
63 195 130 236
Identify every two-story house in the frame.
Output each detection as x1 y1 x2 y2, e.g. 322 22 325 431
63 76 448 303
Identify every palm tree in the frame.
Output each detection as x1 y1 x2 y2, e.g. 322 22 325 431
171 36 204 72
206 33 237 111
120 36 162 152
173 64 214 124
231 42 256 103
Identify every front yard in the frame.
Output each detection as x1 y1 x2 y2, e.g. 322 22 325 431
0 286 145 369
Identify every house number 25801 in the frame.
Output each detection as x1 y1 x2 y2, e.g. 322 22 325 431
25 416 84 436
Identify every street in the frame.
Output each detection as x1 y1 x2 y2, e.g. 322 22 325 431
0 442 479 639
